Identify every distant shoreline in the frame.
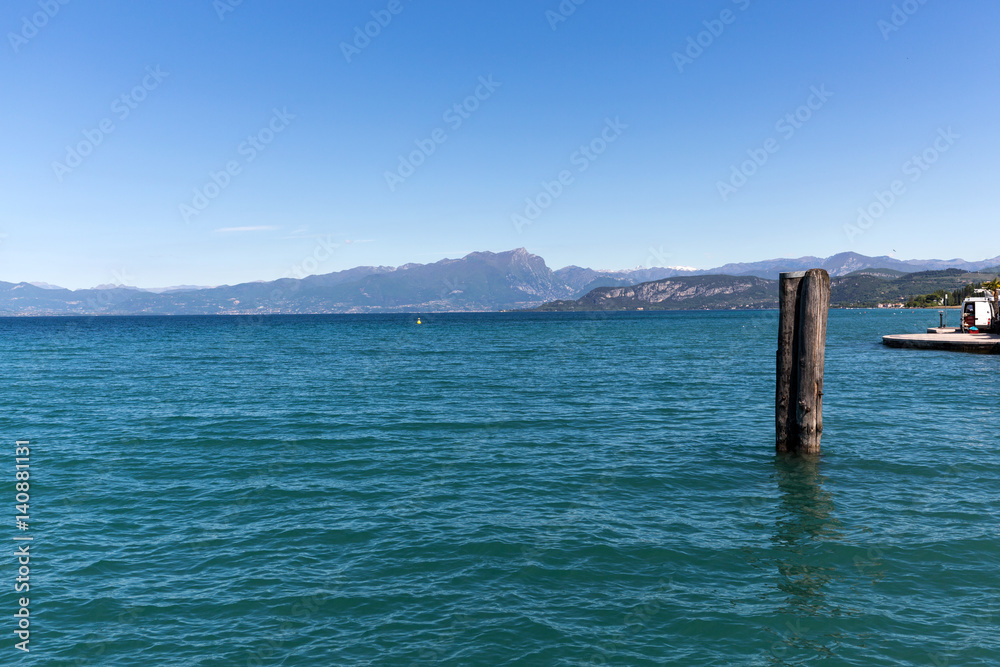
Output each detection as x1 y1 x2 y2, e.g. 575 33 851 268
0 306 947 319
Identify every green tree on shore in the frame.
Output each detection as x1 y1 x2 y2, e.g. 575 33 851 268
983 278 1000 328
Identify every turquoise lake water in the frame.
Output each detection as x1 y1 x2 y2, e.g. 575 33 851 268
1 310 997 665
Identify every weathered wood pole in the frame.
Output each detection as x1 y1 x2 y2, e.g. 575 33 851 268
776 269 830 455
775 272 803 454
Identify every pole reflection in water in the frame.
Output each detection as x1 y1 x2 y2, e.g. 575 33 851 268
766 455 844 662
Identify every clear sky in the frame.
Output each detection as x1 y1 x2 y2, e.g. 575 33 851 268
2 0 998 288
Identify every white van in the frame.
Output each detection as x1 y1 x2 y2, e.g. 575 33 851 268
961 294 996 332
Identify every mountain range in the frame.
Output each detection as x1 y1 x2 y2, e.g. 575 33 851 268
1 249 997 315
533 268 1000 312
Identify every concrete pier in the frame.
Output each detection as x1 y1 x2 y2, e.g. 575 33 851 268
882 331 1000 354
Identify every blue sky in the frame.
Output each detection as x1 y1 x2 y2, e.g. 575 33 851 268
1 0 998 288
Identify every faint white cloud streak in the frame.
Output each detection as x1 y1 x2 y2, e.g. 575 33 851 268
213 226 279 233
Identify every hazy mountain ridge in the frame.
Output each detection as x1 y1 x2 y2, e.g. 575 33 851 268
1 249 997 315
536 266 1000 312
554 266 687 296
682 252 1000 280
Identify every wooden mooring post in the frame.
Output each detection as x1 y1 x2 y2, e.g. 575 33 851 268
776 269 830 455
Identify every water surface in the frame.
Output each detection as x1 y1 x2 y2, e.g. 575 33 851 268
1 310 997 665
